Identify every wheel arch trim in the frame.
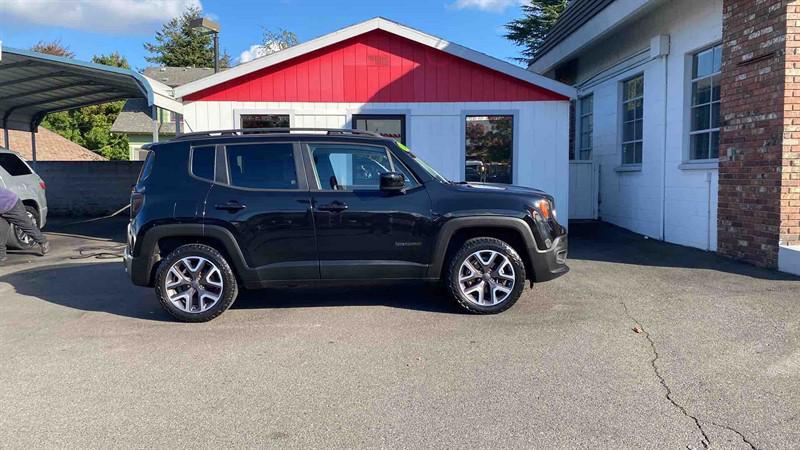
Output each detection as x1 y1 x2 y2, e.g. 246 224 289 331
136 223 251 286
427 216 538 279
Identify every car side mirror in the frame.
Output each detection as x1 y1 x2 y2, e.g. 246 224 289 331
380 172 405 193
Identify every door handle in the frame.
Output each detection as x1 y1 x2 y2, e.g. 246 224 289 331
214 201 247 212
317 201 349 212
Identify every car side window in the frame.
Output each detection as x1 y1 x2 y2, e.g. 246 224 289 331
191 146 215 181
0 153 32 176
225 143 298 190
391 157 420 189
309 144 393 191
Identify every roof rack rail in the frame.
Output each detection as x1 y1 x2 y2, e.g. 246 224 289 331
170 127 385 141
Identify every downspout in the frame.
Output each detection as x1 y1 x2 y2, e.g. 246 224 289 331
706 172 712 251
656 35 671 242
660 54 668 241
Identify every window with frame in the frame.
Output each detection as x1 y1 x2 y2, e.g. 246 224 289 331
240 114 290 129
578 95 594 160
310 144 410 191
225 143 297 189
353 114 406 144
621 75 644 165
689 44 722 160
465 115 513 184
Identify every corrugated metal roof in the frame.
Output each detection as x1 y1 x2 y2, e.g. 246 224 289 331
533 0 616 63
0 46 152 132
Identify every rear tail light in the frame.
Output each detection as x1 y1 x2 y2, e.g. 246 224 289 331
39 180 46 190
130 192 144 219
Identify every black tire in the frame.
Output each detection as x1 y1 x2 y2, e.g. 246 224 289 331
446 237 526 314
155 244 239 322
7 205 40 250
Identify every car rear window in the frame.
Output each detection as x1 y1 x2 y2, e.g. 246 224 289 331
191 146 216 181
0 153 32 176
225 143 297 190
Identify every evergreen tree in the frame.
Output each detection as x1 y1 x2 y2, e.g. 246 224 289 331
505 0 570 66
144 6 230 68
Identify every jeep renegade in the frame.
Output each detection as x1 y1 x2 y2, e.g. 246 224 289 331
124 128 568 322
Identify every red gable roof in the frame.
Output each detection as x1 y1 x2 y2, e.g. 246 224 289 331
185 30 568 103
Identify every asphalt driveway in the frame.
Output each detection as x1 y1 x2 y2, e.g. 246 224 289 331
0 218 798 449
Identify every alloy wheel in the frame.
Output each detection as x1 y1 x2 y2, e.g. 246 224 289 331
14 211 37 246
164 256 224 313
457 250 516 306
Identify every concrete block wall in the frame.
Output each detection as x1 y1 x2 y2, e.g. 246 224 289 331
35 161 144 217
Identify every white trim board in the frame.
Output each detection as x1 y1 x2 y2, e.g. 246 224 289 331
173 17 576 100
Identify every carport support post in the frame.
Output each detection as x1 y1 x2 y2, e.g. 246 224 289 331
2 127 8 149
30 129 36 163
151 104 159 143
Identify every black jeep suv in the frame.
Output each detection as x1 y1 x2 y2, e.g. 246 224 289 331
124 128 568 322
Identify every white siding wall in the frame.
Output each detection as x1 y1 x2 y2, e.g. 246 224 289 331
571 0 722 250
182 100 570 216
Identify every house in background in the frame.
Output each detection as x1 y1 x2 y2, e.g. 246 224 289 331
531 0 800 275
111 67 213 160
0 126 105 161
171 17 575 215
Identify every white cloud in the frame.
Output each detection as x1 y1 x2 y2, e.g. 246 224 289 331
451 0 525 13
0 0 202 33
237 41 288 65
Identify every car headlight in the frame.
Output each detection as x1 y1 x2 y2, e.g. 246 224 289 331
532 199 553 221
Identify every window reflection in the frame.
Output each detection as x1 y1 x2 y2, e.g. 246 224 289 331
465 115 513 184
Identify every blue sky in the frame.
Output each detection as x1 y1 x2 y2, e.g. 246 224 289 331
0 0 528 71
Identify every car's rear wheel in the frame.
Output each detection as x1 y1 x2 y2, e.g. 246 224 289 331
446 237 526 314
155 244 239 322
7 205 40 250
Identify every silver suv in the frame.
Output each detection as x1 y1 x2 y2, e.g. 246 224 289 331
0 147 48 249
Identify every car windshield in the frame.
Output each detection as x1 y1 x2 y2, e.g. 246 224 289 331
395 142 449 183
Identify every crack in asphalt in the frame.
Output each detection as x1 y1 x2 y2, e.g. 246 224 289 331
708 421 757 450
620 301 760 449
620 302 712 449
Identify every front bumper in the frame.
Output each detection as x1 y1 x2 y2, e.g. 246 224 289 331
529 234 569 282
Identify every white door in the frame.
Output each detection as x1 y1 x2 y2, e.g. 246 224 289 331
568 160 598 220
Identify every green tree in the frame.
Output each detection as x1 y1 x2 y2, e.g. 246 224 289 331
39 49 131 160
144 6 230 68
505 0 570 66
92 51 130 69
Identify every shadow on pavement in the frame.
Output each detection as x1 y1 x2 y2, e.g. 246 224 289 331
568 221 799 281
0 261 460 321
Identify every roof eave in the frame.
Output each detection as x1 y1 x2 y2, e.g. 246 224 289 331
530 0 660 75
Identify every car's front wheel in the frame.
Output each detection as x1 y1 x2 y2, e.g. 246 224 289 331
155 244 239 322
446 237 526 314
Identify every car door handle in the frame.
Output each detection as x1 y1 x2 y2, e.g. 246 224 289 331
214 201 246 212
317 201 348 212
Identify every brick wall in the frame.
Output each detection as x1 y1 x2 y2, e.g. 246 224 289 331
35 161 144 217
718 0 788 267
783 3 800 248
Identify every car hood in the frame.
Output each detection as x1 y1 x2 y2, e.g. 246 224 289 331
454 182 548 197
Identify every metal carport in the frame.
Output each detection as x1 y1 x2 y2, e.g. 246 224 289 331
0 43 181 161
